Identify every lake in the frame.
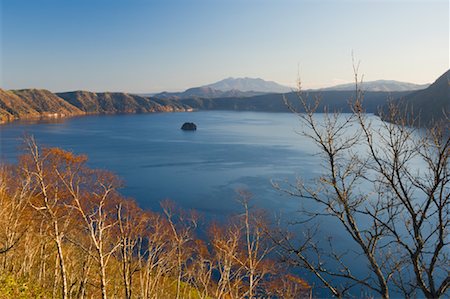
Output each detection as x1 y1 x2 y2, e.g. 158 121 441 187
0 111 420 297
0 111 327 218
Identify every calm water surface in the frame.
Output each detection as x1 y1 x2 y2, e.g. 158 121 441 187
0 111 326 217
0 111 409 297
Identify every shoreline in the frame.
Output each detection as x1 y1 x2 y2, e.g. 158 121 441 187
0 108 196 125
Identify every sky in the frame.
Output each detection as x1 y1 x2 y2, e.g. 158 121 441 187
0 0 448 93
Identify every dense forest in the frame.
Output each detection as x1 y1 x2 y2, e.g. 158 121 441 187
0 138 310 299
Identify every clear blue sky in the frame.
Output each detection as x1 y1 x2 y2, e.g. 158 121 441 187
1 0 448 92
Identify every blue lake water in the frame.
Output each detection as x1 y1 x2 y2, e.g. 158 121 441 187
0 111 326 218
0 111 426 297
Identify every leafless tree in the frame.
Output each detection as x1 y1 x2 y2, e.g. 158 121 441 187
161 200 198 299
208 191 276 299
236 190 274 298
137 211 176 299
210 220 245 299
21 137 74 299
63 169 122 299
186 239 214 299
0 165 29 257
35 144 123 299
116 199 147 299
0 139 313 298
274 65 449 298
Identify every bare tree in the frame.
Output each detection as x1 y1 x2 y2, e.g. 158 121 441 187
210 220 245 299
21 137 74 299
35 144 123 299
0 165 29 257
137 211 175 299
353 98 449 298
116 199 148 299
236 190 274 298
208 191 275 299
1 139 313 298
274 66 449 298
63 168 122 299
265 273 311 299
161 200 198 299
186 239 214 299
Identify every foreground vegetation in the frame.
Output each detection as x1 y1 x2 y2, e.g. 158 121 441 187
0 138 310 299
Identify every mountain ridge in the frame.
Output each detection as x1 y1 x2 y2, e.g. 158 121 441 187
320 80 429 92
153 86 266 100
379 70 449 125
1 72 447 126
0 87 406 124
202 77 292 93
142 77 428 96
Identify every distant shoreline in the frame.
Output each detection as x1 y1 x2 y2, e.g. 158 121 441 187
1 82 447 127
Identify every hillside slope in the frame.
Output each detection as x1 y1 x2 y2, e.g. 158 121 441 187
379 69 449 126
57 91 189 113
0 88 83 122
2 84 441 125
180 90 411 113
403 70 449 125
321 80 429 92
0 89 191 123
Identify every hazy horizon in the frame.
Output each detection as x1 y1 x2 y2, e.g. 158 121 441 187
1 0 448 93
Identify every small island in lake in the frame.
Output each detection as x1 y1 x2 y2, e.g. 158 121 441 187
181 122 197 131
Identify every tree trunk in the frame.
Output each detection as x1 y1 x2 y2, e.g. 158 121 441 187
99 252 108 299
54 226 68 299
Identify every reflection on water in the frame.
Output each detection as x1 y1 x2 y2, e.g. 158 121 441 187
6 116 71 125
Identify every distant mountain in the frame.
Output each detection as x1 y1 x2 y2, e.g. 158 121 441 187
203 77 292 93
154 86 264 100
321 80 429 92
381 70 449 126
2 76 438 124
